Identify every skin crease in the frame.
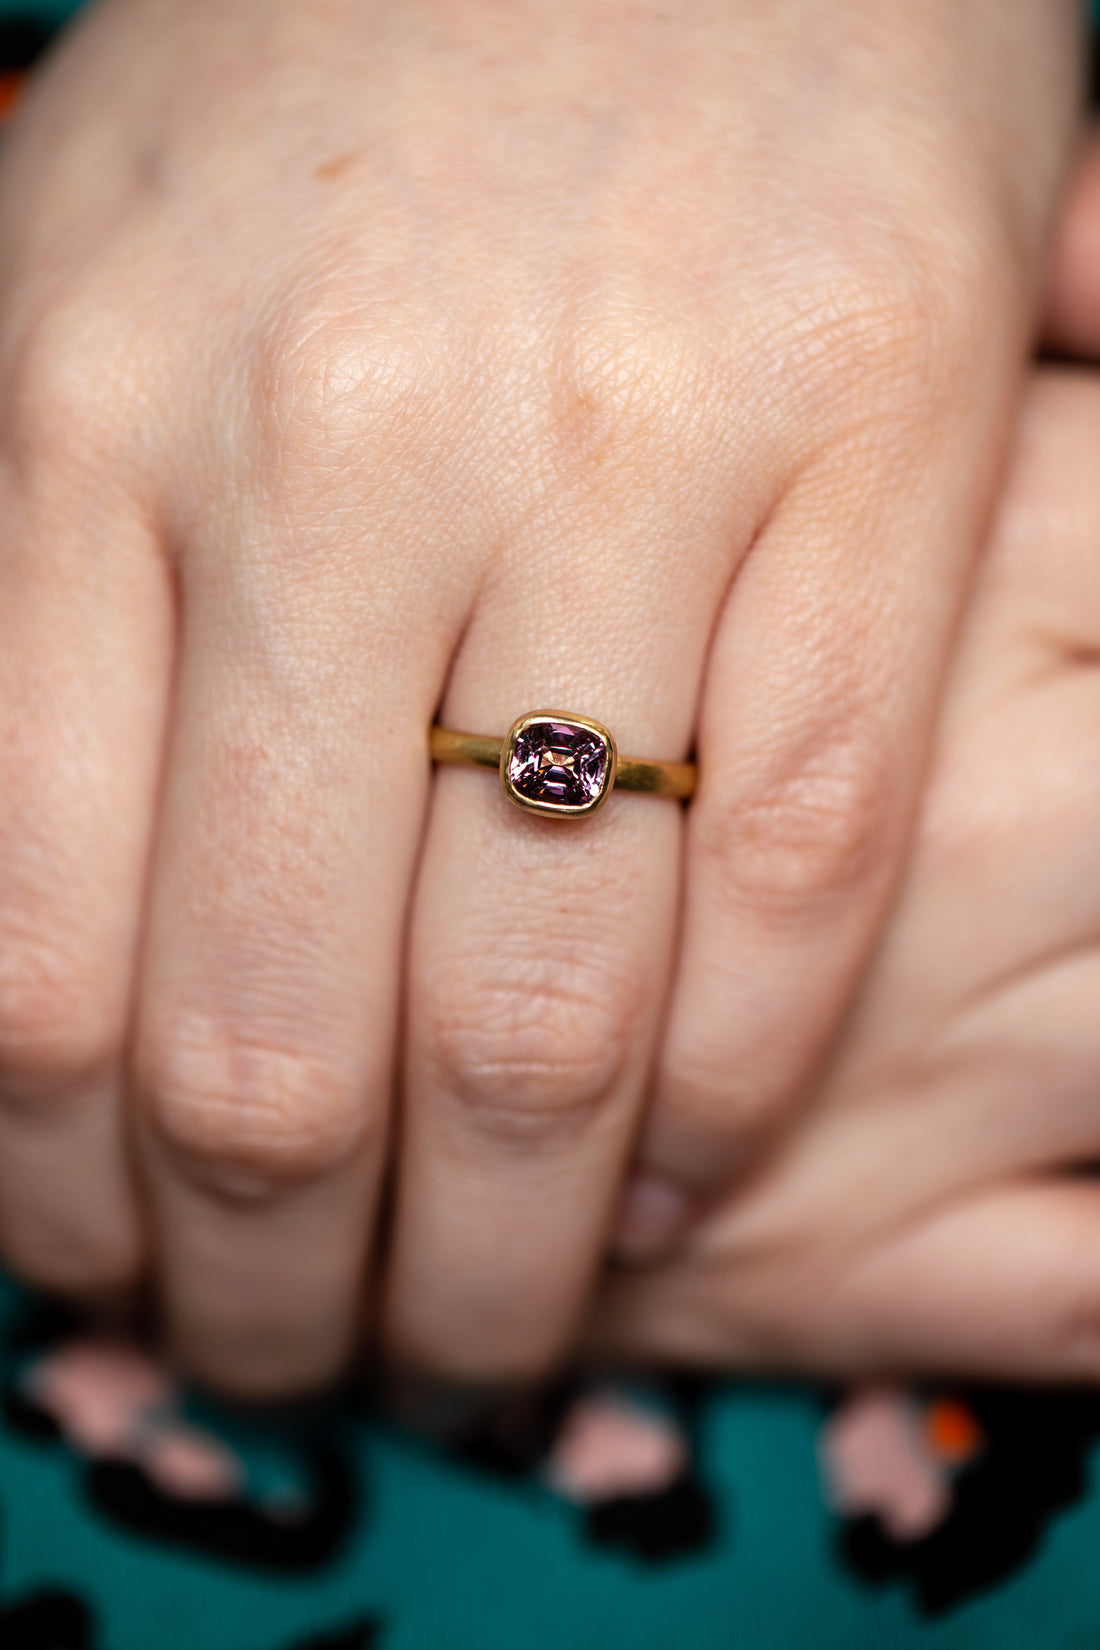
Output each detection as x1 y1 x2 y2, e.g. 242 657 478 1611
0 0 1080 1397
591 369 1100 1381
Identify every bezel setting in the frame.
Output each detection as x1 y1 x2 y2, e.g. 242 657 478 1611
500 710 618 818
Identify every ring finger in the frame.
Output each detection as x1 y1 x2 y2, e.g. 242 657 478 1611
386 474 750 1382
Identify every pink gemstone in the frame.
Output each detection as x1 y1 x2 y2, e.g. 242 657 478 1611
508 719 610 810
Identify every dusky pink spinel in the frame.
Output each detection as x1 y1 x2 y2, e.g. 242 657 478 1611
508 719 610 810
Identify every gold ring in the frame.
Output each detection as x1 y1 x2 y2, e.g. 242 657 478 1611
430 710 695 819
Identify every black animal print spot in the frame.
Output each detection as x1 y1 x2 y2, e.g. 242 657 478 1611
584 1476 717 1564
0 17 51 73
86 1447 356 1574
0 1588 95 1650
285 1617 381 1650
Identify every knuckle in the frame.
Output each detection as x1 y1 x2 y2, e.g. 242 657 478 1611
426 953 638 1146
646 1056 796 1201
255 288 466 489
0 930 120 1102
141 1012 370 1195
662 1057 782 1153
794 249 992 421
700 723 895 914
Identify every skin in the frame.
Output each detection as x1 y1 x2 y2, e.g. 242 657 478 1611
0 0 1078 1396
592 369 1100 1381
1046 127 1100 359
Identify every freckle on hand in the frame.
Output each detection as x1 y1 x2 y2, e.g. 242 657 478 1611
314 151 361 183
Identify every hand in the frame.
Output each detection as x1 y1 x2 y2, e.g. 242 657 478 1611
0 0 1076 1394
591 367 1100 1379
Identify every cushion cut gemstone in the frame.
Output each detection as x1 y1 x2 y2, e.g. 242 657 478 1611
507 718 610 811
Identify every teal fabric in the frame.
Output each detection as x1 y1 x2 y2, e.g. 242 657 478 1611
8 0 81 25
0 1260 1100 1636
2 1267 1100 1649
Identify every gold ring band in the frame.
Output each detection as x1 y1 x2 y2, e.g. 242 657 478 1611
431 710 695 819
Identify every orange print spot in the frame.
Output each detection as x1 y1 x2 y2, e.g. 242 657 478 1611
925 1399 984 1466
0 72 25 123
